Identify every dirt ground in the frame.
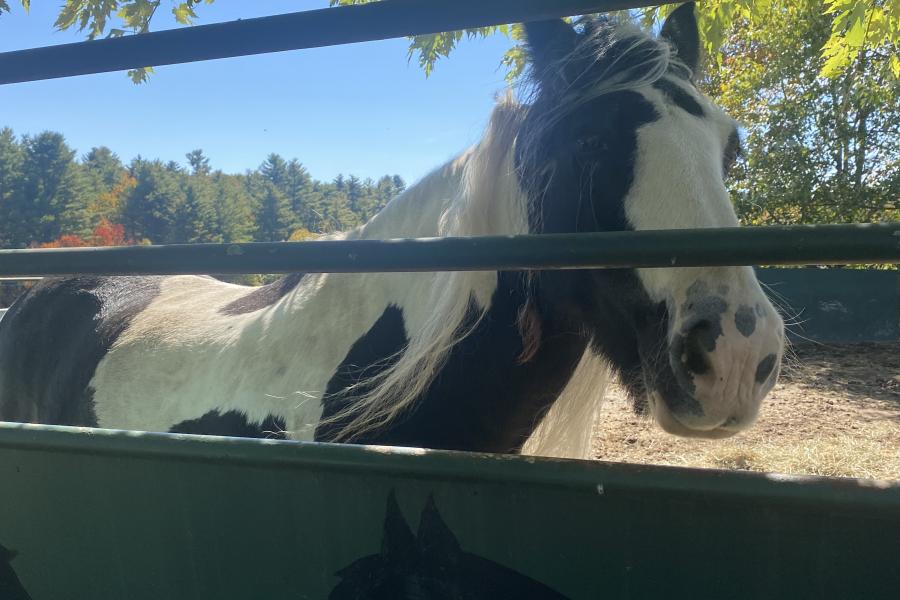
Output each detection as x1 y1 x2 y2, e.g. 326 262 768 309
593 341 900 481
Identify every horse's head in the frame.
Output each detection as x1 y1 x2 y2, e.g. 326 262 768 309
517 3 784 438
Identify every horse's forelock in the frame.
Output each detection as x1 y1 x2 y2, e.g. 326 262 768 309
524 18 673 111
515 19 674 232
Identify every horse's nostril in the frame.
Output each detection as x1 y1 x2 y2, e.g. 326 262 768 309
683 319 713 375
755 353 777 384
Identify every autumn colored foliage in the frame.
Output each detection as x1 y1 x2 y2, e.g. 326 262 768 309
37 219 133 249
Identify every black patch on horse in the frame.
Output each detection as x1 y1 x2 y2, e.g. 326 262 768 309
329 492 567 599
0 276 161 426
317 273 588 453
0 542 33 600
315 305 408 443
652 78 705 117
169 409 287 439
518 18 662 235
219 272 306 315
516 19 679 417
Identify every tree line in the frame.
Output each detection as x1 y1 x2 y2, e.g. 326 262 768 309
0 127 406 249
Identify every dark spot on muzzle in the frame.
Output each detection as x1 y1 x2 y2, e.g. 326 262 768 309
681 282 728 323
755 353 777 384
680 315 724 354
734 305 757 337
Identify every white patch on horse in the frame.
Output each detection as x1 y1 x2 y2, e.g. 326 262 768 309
623 79 784 435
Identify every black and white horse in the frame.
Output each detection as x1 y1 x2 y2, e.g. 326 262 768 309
0 4 783 458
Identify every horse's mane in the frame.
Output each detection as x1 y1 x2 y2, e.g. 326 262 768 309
328 18 676 458
322 94 530 443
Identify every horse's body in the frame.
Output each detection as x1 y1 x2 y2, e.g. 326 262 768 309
0 4 784 458
0 150 581 453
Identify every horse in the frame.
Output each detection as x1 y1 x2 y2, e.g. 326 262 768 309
0 3 784 459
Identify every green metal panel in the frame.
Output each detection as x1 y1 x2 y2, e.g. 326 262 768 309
758 268 900 341
0 423 897 599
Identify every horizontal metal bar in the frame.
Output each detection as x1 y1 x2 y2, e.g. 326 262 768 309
0 0 676 85
0 224 897 277
1 422 897 508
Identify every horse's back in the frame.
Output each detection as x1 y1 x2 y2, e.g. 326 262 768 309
0 276 162 425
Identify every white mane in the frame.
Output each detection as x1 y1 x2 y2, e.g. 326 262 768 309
324 95 531 441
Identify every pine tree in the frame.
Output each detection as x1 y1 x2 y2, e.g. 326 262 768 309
185 149 211 177
247 173 295 242
123 158 187 243
82 146 127 229
13 132 88 245
0 126 413 248
260 154 288 191
391 175 406 194
369 175 397 217
283 159 317 227
58 163 94 239
83 146 125 189
214 173 256 243
178 175 220 243
322 185 360 232
0 128 24 247
346 175 363 214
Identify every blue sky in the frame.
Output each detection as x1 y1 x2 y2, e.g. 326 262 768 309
0 1 516 184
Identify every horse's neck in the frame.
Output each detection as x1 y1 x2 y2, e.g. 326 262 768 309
263 107 540 444
352 157 467 240
228 158 468 428
316 272 591 453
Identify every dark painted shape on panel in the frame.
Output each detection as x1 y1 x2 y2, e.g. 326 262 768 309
329 492 568 600
219 272 306 315
0 276 162 426
0 542 33 600
755 354 777 384
169 409 286 439
735 305 757 337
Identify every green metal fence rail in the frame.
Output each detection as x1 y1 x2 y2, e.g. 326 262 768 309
0 224 898 277
0 0 678 85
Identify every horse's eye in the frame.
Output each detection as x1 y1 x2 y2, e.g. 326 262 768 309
576 136 609 154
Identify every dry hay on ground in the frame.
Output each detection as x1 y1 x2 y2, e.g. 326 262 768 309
592 341 900 481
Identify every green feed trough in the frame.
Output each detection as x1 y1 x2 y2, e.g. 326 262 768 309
0 423 897 599
1 1 899 598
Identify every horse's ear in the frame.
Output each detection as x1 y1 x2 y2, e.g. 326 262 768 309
524 19 578 78
660 2 700 74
